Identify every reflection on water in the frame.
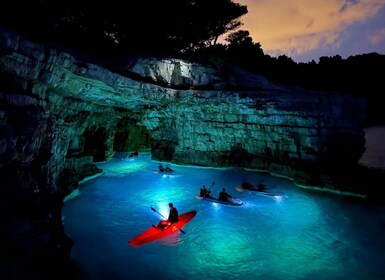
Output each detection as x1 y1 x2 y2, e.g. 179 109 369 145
63 152 385 280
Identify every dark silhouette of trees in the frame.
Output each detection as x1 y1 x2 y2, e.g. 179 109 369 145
252 52 385 126
193 29 384 126
225 30 264 65
0 0 247 57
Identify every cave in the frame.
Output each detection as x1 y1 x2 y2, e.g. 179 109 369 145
1 27 383 279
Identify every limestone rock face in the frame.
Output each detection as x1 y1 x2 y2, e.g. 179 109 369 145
0 27 368 192
0 27 372 277
121 56 225 88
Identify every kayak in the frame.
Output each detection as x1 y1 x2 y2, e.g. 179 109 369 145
154 170 174 174
196 194 245 206
235 185 285 199
128 210 197 247
153 170 182 177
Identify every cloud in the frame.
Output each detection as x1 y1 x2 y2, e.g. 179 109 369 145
369 28 385 44
236 0 385 61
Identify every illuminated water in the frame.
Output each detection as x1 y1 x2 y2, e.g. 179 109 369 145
62 152 385 280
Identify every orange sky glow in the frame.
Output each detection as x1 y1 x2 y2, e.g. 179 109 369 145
234 0 385 62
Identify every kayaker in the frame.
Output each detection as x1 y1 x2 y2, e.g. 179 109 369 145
128 150 138 158
165 165 173 172
218 188 233 201
242 180 267 192
159 164 165 172
157 203 179 230
257 182 266 192
200 185 212 198
242 181 254 190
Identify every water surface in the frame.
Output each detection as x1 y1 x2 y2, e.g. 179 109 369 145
63 152 385 280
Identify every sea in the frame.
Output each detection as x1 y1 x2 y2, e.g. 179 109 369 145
62 126 385 280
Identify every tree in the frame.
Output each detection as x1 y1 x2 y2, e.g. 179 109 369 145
226 30 254 46
0 0 247 56
193 0 248 46
223 30 265 73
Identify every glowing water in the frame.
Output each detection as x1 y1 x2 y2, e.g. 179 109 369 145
63 153 385 280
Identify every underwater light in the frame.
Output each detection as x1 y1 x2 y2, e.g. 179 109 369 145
155 203 169 219
273 195 285 202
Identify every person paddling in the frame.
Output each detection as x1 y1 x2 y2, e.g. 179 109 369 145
159 164 165 172
257 181 266 192
242 180 254 190
128 150 139 158
157 203 179 230
218 188 233 202
200 185 213 198
165 165 173 172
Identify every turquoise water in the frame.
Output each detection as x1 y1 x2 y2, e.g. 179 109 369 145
63 152 385 280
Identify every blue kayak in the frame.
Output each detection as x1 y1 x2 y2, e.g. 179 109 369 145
235 185 286 199
196 194 245 206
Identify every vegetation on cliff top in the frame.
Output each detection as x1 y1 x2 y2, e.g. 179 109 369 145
1 0 384 125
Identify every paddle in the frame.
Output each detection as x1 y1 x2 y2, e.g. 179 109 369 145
203 181 215 198
150 207 186 234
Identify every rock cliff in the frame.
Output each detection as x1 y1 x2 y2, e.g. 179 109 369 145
0 27 374 278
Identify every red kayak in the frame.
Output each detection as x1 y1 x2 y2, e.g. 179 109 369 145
128 210 197 247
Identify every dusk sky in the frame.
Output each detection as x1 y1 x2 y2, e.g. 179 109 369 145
235 0 385 63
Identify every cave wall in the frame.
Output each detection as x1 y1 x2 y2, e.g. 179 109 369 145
0 27 371 278
0 76 140 278
0 27 369 197
0 28 149 278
